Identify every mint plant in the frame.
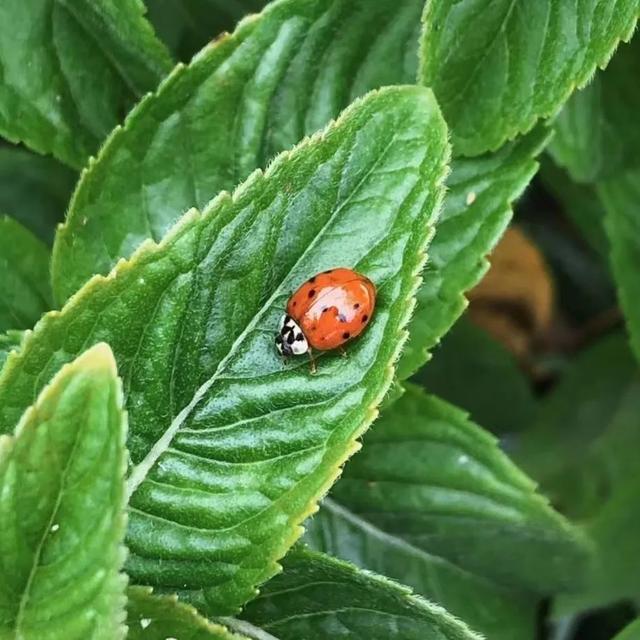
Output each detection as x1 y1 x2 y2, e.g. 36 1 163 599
1 1 639 639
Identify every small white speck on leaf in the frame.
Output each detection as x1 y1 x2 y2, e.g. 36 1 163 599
466 192 477 206
50 524 59 532
140 618 151 629
458 455 469 465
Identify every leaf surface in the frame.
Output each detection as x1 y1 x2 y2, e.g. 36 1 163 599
306 385 591 640
0 344 127 639
0 0 173 168
598 169 640 364
127 588 250 640
0 217 53 331
549 36 640 182
0 87 450 615
421 0 640 155
52 0 425 302
239 546 482 640
0 148 76 244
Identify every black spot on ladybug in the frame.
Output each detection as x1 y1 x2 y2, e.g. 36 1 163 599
362 315 369 323
308 289 316 298
322 307 329 313
342 332 351 340
354 303 360 309
292 301 297 307
308 276 316 283
338 313 347 323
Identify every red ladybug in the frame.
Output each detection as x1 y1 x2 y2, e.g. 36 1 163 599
276 267 376 371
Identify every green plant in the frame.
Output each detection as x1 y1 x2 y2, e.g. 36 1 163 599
1 1 639 638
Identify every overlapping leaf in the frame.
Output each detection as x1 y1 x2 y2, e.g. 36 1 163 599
52 0 426 302
0 147 76 243
421 0 640 156
0 344 127 639
397 128 549 379
239 546 482 639
306 385 591 640
0 0 172 168
0 217 52 331
0 87 450 615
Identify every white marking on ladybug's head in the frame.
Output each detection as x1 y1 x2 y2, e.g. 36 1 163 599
275 314 308 357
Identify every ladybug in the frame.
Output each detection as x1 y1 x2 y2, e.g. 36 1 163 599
275 267 376 372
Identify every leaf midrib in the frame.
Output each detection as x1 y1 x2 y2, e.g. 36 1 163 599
126 128 402 499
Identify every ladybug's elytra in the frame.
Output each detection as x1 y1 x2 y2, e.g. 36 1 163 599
275 267 376 372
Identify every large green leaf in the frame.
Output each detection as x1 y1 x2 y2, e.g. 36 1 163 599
238 546 482 639
51 0 425 302
0 87 450 615
144 0 268 62
0 216 53 331
127 588 250 640
0 343 127 639
599 169 640 364
397 128 549 379
0 147 76 244
421 0 640 156
306 385 589 640
549 35 640 183
0 0 172 168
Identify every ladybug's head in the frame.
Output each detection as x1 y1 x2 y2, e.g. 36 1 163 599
275 314 309 357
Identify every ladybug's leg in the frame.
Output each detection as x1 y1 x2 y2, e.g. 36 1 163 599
339 346 348 358
308 350 317 375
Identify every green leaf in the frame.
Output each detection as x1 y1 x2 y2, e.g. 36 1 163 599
306 385 590 640
0 216 53 332
0 86 450 615
0 147 76 244
599 169 640 364
421 0 640 156
0 0 173 168
144 0 268 62
51 0 425 302
0 330 25 370
549 35 640 182
0 343 127 639
397 127 550 380
127 588 250 639
615 619 640 640
238 546 482 640
413 317 537 434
